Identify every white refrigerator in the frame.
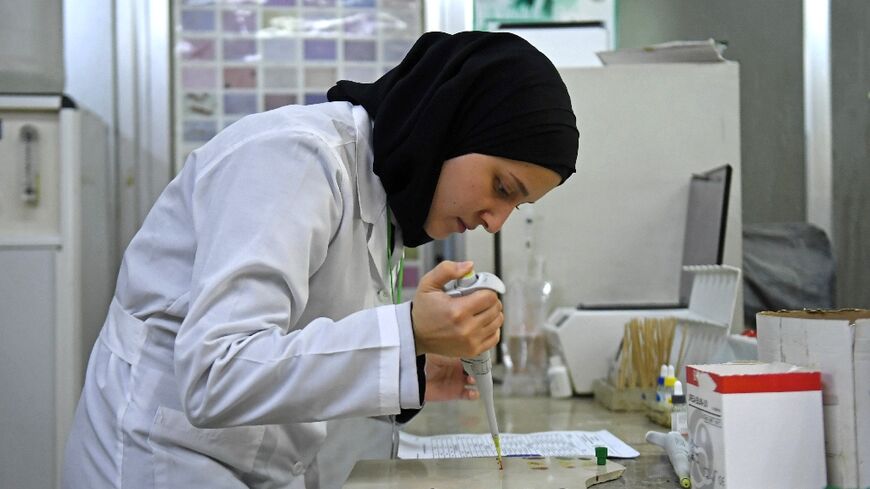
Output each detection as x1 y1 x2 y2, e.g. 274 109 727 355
0 94 113 488
2 1 115 486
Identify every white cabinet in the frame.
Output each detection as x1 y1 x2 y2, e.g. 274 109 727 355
0 0 64 93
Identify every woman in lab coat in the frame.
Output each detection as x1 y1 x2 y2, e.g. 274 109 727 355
62 31 579 489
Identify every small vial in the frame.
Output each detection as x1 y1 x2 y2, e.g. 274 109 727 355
656 364 668 405
547 356 573 398
664 365 676 404
670 380 688 436
595 446 608 466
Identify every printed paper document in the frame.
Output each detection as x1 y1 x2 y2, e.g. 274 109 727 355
398 430 639 459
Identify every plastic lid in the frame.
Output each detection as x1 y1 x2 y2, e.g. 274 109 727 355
660 365 668 378
667 365 675 377
672 380 686 403
665 376 676 387
457 272 478 287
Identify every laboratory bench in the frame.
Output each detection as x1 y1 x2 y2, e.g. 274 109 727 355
398 395 682 488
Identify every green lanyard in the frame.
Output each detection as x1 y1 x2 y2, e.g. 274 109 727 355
386 209 405 304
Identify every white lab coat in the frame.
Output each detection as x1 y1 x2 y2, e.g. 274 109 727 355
62 102 421 489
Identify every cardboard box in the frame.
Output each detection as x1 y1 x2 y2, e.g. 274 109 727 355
685 362 826 489
757 310 870 489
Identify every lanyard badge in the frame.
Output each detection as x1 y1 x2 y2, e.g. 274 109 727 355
386 209 405 304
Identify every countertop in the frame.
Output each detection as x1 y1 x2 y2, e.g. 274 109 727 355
399 394 683 488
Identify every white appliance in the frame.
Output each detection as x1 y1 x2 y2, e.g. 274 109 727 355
495 22 608 67
0 94 113 489
545 265 741 394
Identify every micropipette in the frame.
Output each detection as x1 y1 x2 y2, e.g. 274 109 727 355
444 270 505 470
646 431 692 488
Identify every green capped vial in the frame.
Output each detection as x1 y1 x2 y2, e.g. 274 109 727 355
595 446 607 466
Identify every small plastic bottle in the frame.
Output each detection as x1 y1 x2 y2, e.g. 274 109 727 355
670 380 688 436
655 364 668 405
664 365 676 404
547 355 573 398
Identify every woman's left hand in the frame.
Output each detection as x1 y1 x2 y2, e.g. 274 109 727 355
424 354 479 402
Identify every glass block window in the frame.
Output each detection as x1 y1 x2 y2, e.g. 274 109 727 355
172 0 423 171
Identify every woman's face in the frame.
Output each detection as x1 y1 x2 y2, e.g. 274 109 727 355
423 153 562 240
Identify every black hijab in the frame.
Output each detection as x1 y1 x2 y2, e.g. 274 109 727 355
327 31 579 247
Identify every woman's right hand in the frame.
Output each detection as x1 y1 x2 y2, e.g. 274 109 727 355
410 261 503 358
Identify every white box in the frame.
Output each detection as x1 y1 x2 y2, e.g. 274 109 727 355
685 362 826 489
757 310 870 489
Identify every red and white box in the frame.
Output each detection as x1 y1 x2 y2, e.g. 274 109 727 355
685 362 826 489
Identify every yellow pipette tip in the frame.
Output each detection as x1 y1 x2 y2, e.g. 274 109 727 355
680 477 691 488
493 434 503 470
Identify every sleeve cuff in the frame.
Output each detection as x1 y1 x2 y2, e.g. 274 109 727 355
396 301 423 410
395 354 426 424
